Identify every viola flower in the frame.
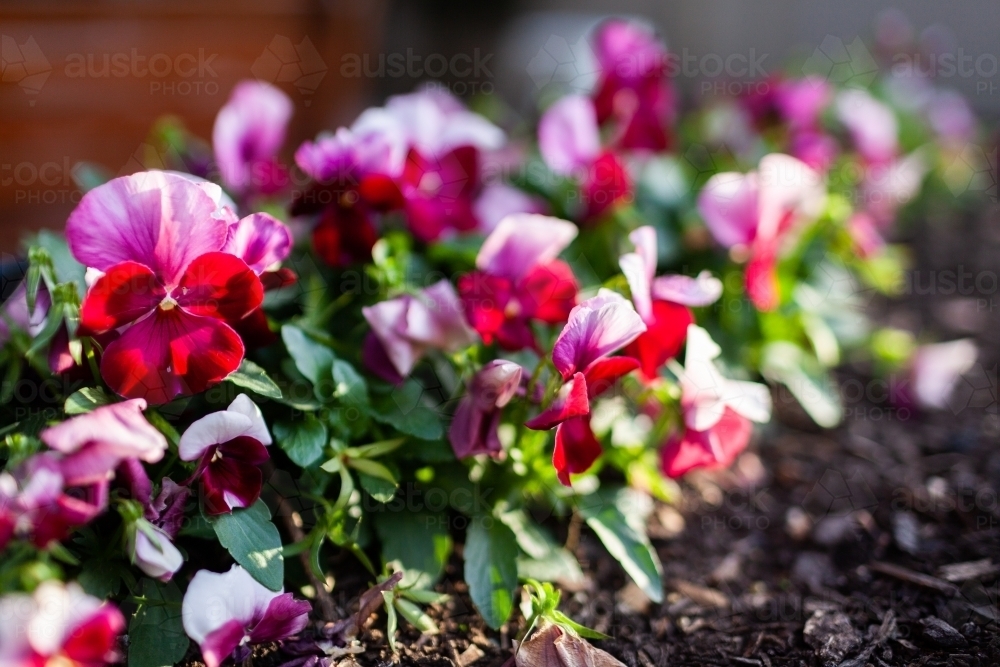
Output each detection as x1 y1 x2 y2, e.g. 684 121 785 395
41 399 168 486
213 80 293 196
182 565 311 667
68 171 266 403
293 127 404 266
0 282 49 347
449 360 523 459
362 280 478 383
859 149 929 225
619 226 722 380
661 325 771 478
908 339 978 411
178 394 272 516
526 290 646 485
0 453 107 550
835 89 899 164
117 459 190 581
775 76 831 132
697 153 825 311
352 88 505 241
458 213 579 352
591 19 675 151
0 581 125 667
472 182 548 234
538 95 632 221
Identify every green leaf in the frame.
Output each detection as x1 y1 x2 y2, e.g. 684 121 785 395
332 359 369 409
282 325 335 400
395 597 439 634
579 487 663 603
77 557 123 598
464 518 518 629
374 510 452 589
128 578 189 667
347 457 396 483
227 360 283 400
358 472 397 503
344 437 406 459
71 161 112 193
761 341 843 428
383 590 399 653
516 548 585 585
274 415 328 468
370 380 443 441
64 387 112 415
210 499 284 591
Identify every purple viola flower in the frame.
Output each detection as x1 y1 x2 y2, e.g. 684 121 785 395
213 80 293 195
118 459 190 581
835 88 898 164
538 94 601 176
178 394 272 516
449 360 523 459
362 280 478 382
182 565 311 667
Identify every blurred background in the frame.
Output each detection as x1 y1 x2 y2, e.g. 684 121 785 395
1 0 998 252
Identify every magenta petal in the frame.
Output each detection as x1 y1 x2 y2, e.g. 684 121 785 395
213 81 293 194
538 95 601 176
525 372 590 431
199 619 246 667
201 454 264 515
552 416 602 486
66 171 229 286
651 271 723 307
551 291 646 379
476 214 578 283
696 171 759 248
249 593 311 644
41 399 166 468
223 213 292 274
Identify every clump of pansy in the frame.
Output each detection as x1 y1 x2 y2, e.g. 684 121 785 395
0 14 987 667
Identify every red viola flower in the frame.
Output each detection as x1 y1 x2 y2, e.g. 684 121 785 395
67 172 266 404
618 227 723 380
178 395 272 516
458 214 580 352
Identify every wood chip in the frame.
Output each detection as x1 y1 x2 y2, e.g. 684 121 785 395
868 561 959 596
937 559 999 582
456 643 486 667
671 579 730 609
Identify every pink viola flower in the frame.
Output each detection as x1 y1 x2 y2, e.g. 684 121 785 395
538 95 633 222
458 213 580 352
213 80 293 196
775 76 831 132
352 88 505 241
41 399 168 486
0 581 125 667
592 19 675 151
178 394 272 516
619 226 722 380
835 89 899 164
526 290 646 485
362 280 478 383
68 171 267 404
182 565 311 667
697 154 825 311
0 453 107 550
449 360 523 459
662 325 771 478
118 459 190 581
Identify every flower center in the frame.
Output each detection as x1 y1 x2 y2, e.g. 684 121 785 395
211 448 223 463
159 296 179 311
504 299 522 318
418 171 443 195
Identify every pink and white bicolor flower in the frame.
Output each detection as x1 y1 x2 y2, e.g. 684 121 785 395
448 360 523 459
619 226 722 380
213 80 293 195
697 154 825 311
526 290 646 485
179 394 272 516
362 280 478 383
182 565 311 667
40 399 168 486
0 581 125 667
130 521 184 582
661 325 771 478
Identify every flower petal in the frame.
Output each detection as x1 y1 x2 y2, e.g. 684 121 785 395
519 260 579 324
697 171 759 248
226 394 272 445
552 416 602 486
41 399 166 463
182 565 278 646
202 449 265 515
66 171 229 286
477 214 578 283
223 213 292 274
538 95 601 176
582 356 640 399
552 290 646 379
100 308 244 404
525 372 590 431
132 524 184 581
249 593 311 644
198 620 245 667
174 252 263 323
363 296 421 379
213 81 293 193
582 151 632 221
651 271 723 307
623 300 693 381
178 411 254 461
78 261 165 335
661 408 752 478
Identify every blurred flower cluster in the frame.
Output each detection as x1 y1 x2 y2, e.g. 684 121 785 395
0 16 989 666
